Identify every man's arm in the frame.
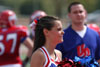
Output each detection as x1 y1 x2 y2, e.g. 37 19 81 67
22 37 34 67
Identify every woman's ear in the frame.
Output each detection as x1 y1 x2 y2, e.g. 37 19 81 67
43 28 49 36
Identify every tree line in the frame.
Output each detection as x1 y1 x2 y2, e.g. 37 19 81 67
0 0 100 18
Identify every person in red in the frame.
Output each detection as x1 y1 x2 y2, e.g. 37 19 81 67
29 10 47 40
0 10 33 67
87 23 100 36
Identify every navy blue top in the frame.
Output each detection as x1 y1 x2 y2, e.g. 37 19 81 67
56 25 100 60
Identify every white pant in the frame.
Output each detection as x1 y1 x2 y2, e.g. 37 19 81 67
0 64 22 67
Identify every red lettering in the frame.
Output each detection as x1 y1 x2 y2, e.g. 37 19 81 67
77 44 90 57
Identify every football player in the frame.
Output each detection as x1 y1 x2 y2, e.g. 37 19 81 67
0 10 33 67
29 10 47 40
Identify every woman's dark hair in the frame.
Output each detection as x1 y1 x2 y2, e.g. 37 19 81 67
33 16 60 52
68 2 82 13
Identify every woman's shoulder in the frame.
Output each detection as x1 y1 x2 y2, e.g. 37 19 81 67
31 49 45 62
32 49 45 59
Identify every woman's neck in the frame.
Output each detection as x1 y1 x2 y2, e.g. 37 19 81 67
44 45 55 54
44 45 56 60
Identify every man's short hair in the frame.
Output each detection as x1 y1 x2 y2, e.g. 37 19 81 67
68 2 82 13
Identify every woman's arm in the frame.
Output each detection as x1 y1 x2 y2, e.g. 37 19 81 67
30 49 45 67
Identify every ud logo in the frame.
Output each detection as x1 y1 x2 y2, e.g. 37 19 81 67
77 44 90 57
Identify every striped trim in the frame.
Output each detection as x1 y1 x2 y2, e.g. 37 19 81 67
40 47 59 67
40 47 51 67
51 59 58 65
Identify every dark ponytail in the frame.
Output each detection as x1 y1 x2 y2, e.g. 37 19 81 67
32 16 60 52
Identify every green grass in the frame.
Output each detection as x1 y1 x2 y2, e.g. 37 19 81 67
20 54 30 67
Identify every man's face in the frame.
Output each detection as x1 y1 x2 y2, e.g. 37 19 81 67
0 20 8 28
68 4 87 24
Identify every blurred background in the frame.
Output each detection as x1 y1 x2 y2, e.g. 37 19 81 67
0 0 100 27
1 0 100 67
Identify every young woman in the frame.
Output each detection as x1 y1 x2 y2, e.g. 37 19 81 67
30 16 64 67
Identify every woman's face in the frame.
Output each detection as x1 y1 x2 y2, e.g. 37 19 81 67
47 20 64 44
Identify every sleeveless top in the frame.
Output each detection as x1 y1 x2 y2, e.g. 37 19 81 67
40 46 60 67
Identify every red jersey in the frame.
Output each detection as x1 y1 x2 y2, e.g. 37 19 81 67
87 24 100 35
0 25 29 65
